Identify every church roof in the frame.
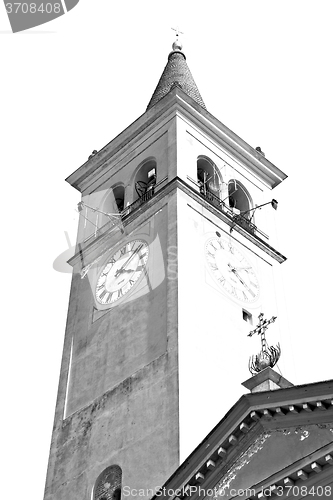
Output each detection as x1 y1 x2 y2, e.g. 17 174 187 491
146 39 206 111
152 378 333 499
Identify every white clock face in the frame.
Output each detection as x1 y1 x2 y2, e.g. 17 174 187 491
205 237 259 303
95 239 149 305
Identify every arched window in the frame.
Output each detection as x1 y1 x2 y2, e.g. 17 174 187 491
197 156 222 198
112 185 125 212
94 465 122 500
102 185 125 216
228 179 252 218
134 159 157 201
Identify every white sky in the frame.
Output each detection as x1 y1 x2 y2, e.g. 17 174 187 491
1 1 333 498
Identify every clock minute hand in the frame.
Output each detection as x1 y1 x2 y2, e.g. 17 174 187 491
228 264 255 297
115 244 143 277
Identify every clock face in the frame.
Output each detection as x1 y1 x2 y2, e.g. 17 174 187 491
205 237 259 303
95 239 149 305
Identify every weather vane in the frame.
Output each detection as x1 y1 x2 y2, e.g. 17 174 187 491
248 313 281 375
171 26 184 38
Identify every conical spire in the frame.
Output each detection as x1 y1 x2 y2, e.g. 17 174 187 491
146 37 206 111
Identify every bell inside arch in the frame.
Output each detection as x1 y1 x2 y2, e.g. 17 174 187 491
207 178 219 193
197 157 222 197
228 180 252 216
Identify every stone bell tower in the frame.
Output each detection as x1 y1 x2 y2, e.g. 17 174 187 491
43 36 287 500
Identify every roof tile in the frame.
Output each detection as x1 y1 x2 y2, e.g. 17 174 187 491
146 49 206 110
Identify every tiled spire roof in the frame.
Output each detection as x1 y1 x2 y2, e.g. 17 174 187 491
146 39 206 111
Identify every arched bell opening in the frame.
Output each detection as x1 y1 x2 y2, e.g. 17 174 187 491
93 465 122 500
197 156 222 198
134 159 157 201
112 185 125 212
98 185 125 227
228 179 252 218
101 185 125 215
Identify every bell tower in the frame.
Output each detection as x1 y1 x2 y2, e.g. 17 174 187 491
43 38 287 500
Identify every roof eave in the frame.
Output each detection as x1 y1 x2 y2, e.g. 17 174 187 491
152 379 333 499
170 88 288 189
66 86 287 193
66 89 185 192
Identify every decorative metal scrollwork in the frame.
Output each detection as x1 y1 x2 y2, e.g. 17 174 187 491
135 180 149 197
249 343 281 375
135 177 156 198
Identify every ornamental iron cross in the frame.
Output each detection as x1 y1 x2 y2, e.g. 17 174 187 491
248 313 280 375
248 312 277 354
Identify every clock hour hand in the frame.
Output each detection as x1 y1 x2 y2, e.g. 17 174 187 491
117 268 135 274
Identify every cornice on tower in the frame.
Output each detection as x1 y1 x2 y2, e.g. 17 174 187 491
146 37 206 111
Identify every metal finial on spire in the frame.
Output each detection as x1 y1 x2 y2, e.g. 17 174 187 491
248 313 281 375
171 26 184 51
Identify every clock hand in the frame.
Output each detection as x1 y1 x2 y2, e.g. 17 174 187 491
232 266 252 272
228 263 245 284
116 268 135 274
115 245 143 277
228 264 256 297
